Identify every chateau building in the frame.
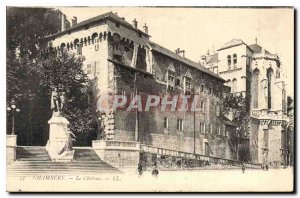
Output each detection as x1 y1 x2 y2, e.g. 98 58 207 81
42 12 238 161
201 39 289 166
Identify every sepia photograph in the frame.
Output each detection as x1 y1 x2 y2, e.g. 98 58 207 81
5 6 294 192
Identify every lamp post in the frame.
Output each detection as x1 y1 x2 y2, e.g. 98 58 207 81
7 99 20 135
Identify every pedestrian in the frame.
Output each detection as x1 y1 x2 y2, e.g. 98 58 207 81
242 164 245 173
137 163 143 177
152 165 159 178
265 164 269 171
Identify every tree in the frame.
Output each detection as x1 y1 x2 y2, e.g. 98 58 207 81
7 7 64 59
7 7 67 145
36 52 99 146
223 94 250 160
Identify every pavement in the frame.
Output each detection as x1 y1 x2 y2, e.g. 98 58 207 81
7 167 294 192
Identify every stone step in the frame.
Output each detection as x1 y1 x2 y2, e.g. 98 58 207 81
10 146 122 175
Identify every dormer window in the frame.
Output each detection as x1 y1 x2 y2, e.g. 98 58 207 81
184 77 192 95
167 71 175 92
166 63 176 92
183 69 192 95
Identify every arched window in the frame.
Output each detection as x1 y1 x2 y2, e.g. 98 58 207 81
252 69 260 109
227 79 231 88
227 55 231 69
233 54 237 68
267 68 273 109
91 33 98 44
232 78 237 93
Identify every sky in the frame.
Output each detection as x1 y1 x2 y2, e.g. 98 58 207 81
57 7 294 96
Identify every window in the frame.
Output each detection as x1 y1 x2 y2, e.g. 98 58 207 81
233 54 237 68
208 124 213 134
130 92 135 100
276 69 280 79
176 79 181 86
227 79 231 88
227 55 231 69
168 73 175 83
167 71 175 92
121 90 126 100
200 102 205 114
216 105 220 116
217 125 221 135
184 77 192 95
252 69 259 109
115 22 120 27
77 45 82 55
95 43 99 51
177 119 183 131
267 68 273 109
232 78 237 93
209 87 212 95
164 117 169 129
87 64 92 74
200 84 204 93
200 122 205 133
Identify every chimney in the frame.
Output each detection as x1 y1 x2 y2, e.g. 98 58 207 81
175 48 185 58
143 23 148 34
71 16 77 27
132 18 137 29
61 14 66 31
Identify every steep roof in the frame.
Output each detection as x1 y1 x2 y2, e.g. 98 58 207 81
206 53 218 64
147 41 225 81
217 39 246 51
248 43 272 55
47 11 150 39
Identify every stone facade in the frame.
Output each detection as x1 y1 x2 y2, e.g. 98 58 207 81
201 39 289 166
43 12 246 162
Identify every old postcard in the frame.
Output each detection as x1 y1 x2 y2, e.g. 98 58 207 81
6 7 294 192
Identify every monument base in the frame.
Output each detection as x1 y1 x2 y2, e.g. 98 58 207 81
46 112 74 162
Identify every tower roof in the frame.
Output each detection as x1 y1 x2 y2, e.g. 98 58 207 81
217 39 246 51
248 43 272 55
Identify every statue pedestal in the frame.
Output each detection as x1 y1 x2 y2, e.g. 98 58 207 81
46 112 75 162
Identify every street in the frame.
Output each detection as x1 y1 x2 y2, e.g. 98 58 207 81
7 167 293 192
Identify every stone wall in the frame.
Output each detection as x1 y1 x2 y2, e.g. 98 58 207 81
93 140 140 170
6 135 17 165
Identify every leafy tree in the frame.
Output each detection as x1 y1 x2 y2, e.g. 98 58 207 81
7 7 63 59
7 7 65 142
223 94 250 160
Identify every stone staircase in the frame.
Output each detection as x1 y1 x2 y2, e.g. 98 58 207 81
8 146 121 176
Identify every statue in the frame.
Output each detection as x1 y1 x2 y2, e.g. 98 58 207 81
47 87 75 162
51 87 65 113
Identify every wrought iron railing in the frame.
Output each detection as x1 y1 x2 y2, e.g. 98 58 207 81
140 144 261 169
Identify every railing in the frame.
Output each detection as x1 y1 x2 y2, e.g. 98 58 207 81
141 144 261 169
